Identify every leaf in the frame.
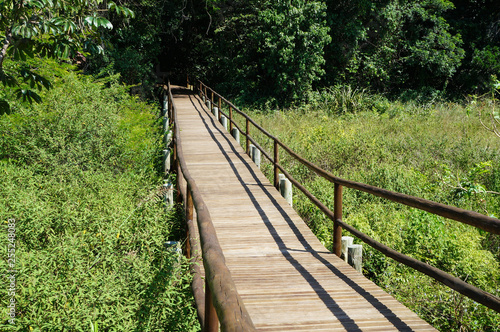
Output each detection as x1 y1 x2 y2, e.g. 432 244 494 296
0 69 18 87
0 100 11 115
84 16 96 28
15 89 43 104
96 17 113 29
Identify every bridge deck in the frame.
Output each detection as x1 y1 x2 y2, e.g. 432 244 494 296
173 87 436 331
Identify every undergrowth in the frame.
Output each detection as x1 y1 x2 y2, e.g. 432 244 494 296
0 60 199 331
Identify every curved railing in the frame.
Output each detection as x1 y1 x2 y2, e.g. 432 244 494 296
196 80 500 313
165 81 256 332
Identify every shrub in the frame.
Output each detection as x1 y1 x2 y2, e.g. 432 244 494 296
0 62 199 331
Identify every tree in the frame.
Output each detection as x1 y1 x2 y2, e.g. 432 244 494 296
0 0 133 106
185 0 331 103
446 0 500 93
325 0 464 94
254 0 331 101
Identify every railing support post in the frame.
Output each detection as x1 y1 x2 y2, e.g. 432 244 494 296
246 118 250 155
204 280 219 332
163 148 171 175
348 244 363 273
176 159 182 204
221 115 228 131
218 97 222 121
168 94 172 124
211 91 214 113
333 183 343 257
341 236 353 262
279 174 293 206
229 106 233 132
274 140 279 190
185 187 193 259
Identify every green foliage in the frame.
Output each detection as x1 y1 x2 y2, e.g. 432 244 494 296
86 0 179 98
446 0 500 93
0 62 199 330
441 161 495 201
183 0 330 104
325 0 464 92
0 0 133 105
246 98 500 331
307 85 374 114
253 0 331 101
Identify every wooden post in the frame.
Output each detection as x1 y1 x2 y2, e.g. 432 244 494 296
229 106 233 132
172 139 178 179
162 96 168 116
274 140 279 190
204 280 219 332
164 130 172 146
348 244 363 273
246 118 250 155
163 183 174 208
231 128 240 145
279 174 293 206
163 149 171 175
213 107 219 120
250 144 261 169
341 236 353 262
333 183 343 257
221 115 228 131
168 93 172 122
218 97 222 121
211 90 214 111
185 187 193 259
163 117 169 133
176 160 182 204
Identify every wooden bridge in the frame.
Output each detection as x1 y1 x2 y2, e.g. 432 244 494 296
163 82 500 331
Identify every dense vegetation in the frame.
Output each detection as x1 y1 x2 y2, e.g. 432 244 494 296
2 1 499 103
2 0 500 331
0 59 200 330
240 91 500 331
152 0 500 103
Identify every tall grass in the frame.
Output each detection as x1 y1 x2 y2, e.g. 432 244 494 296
0 61 199 331
238 91 500 331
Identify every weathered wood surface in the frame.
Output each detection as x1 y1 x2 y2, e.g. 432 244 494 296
172 87 436 331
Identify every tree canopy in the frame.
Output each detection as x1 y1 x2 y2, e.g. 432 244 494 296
152 0 499 103
0 0 133 105
3 0 499 103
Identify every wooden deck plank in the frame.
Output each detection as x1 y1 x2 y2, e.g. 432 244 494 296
172 87 436 331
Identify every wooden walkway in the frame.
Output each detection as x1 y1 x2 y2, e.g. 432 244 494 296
172 87 436 331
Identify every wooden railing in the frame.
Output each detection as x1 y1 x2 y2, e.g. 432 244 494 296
165 81 256 332
195 80 500 313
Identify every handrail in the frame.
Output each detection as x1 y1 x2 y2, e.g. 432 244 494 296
196 80 500 313
166 81 256 331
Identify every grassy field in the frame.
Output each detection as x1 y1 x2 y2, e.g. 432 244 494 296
0 61 200 331
233 91 500 331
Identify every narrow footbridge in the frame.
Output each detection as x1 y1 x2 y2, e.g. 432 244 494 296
162 82 500 331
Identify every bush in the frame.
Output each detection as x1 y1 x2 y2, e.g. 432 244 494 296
0 62 199 331
247 97 500 331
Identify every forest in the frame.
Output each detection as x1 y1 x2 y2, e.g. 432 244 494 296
1 0 500 105
97 0 500 104
1 0 499 331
